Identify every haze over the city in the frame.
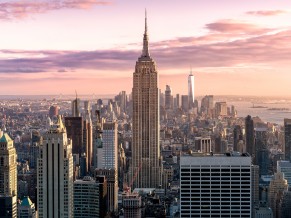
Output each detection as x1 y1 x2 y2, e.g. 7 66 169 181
1 0 291 96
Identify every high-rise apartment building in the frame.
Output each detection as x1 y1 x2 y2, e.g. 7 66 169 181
37 116 74 218
188 70 194 109
180 153 252 217
0 132 17 218
130 12 162 189
284 118 291 161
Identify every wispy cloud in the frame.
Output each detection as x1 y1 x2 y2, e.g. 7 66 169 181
0 0 110 20
1 27 291 75
205 20 272 34
246 10 287 16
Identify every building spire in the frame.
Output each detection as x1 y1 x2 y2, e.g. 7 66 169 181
141 9 150 58
190 66 193 75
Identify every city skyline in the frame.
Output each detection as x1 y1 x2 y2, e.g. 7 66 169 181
1 0 291 96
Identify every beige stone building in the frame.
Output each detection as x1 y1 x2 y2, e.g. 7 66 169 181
130 12 162 189
0 132 17 217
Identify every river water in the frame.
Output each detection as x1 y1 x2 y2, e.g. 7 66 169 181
229 101 291 125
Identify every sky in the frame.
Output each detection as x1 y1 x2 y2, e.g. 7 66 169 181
1 0 291 96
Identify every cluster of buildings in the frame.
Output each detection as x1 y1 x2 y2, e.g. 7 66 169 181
1 14 291 218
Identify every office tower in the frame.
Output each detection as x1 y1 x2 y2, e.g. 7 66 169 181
95 175 108 218
255 128 269 176
180 154 252 217
93 110 103 170
165 85 173 110
233 125 243 151
159 91 165 107
95 122 118 213
0 133 17 218
102 122 118 169
122 191 142 218
268 172 288 218
72 94 80 117
284 118 291 161
17 196 36 218
37 116 74 218
252 165 260 215
176 94 180 108
181 95 189 112
130 12 162 189
65 117 83 155
246 115 255 156
188 70 194 109
120 91 127 114
95 169 117 213
83 103 93 174
215 102 227 117
277 160 291 186
200 95 214 114
49 105 59 119
29 130 42 169
74 176 100 217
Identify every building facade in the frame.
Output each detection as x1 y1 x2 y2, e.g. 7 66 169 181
180 154 252 217
37 116 74 218
0 132 17 218
74 176 100 218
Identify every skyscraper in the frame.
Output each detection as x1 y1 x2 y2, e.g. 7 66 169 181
268 172 288 218
130 12 162 188
180 154 252 217
284 118 291 161
65 117 83 155
0 132 17 218
246 115 255 156
74 176 100 217
37 116 74 218
165 85 173 110
188 70 194 109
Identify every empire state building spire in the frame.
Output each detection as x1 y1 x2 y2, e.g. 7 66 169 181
141 9 150 58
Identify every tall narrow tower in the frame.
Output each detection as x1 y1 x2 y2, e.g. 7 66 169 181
37 116 74 218
188 69 195 109
0 132 17 218
130 11 162 188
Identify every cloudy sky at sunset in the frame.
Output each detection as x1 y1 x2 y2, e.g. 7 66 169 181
1 0 291 96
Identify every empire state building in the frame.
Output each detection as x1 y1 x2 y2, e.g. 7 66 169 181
130 12 162 188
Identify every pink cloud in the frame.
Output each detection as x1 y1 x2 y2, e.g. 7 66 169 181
0 0 110 20
246 10 287 16
205 20 271 34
